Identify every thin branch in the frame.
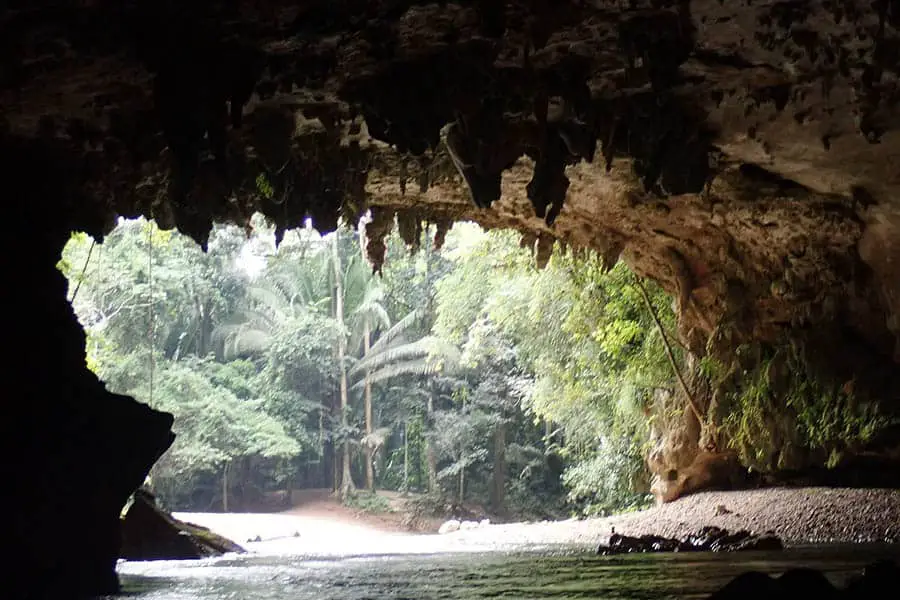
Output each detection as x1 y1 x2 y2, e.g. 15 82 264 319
662 324 690 352
68 239 96 304
634 279 704 425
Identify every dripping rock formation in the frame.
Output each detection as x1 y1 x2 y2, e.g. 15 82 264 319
3 1 900 596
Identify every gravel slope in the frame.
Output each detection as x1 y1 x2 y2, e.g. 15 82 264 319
445 488 900 548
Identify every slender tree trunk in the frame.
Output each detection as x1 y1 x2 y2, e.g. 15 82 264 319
331 440 339 493
403 420 409 493
458 452 465 505
358 218 377 492
222 461 229 512
363 318 375 491
199 300 212 357
421 234 440 494
425 393 438 493
332 234 355 500
491 422 506 513
318 402 326 487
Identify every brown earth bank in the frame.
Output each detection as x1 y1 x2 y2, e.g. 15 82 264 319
596 487 900 546
279 488 444 534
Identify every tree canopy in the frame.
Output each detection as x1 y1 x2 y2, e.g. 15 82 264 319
61 216 683 516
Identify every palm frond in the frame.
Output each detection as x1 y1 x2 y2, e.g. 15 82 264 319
360 426 393 450
247 285 290 321
348 285 391 341
368 308 424 355
350 335 460 378
365 302 392 331
350 358 442 389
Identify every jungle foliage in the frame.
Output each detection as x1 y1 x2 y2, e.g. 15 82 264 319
61 216 893 519
708 341 896 473
61 217 677 517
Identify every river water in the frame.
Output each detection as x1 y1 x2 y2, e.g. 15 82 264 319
116 543 900 600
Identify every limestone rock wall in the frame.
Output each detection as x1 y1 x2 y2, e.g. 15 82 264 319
3 0 898 360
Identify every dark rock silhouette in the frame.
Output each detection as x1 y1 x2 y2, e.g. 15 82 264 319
707 560 900 600
120 488 245 561
598 526 783 555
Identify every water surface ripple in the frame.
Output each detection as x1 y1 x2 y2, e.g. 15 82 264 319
116 544 900 599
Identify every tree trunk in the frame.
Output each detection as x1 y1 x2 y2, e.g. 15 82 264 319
357 218 376 492
458 453 465 505
491 422 506 513
425 392 438 493
363 318 375 491
332 234 355 500
222 461 229 512
198 299 212 357
402 420 409 493
331 439 339 493
318 402 327 488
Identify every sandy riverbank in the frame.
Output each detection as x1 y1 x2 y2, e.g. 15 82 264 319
174 487 900 556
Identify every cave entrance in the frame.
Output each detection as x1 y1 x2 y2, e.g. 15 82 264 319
52 211 900 598
59 210 689 542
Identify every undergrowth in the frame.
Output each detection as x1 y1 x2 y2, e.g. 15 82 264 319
713 341 892 472
343 491 392 514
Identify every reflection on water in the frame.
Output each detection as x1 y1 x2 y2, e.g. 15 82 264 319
115 545 900 600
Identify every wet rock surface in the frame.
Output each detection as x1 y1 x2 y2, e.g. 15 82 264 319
598 526 783 555
121 489 245 561
708 559 900 600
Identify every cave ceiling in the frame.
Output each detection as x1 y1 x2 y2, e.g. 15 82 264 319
3 0 900 363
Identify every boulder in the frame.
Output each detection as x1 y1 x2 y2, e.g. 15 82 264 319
707 560 900 600
438 519 461 534
120 489 244 561
845 560 900 599
598 527 783 555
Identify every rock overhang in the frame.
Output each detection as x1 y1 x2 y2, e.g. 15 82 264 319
2 0 900 366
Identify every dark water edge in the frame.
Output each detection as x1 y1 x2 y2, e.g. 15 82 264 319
112 544 900 600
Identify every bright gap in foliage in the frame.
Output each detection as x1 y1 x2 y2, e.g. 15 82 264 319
60 214 670 523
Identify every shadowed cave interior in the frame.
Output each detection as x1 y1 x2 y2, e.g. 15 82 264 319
4 0 900 597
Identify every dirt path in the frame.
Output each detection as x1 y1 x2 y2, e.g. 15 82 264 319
277 488 417 533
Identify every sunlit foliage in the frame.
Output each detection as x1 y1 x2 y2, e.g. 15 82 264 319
61 218 679 516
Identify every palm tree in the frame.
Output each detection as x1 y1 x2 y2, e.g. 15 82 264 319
347 284 391 490
225 227 386 499
350 309 459 387
213 232 331 360
215 225 457 497
349 307 460 491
